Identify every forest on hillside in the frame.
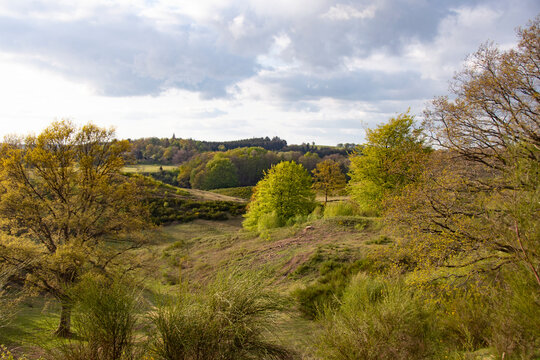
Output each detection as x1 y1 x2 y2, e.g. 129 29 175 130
127 135 352 165
129 140 351 190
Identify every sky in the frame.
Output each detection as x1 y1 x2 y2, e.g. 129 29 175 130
0 1 538 145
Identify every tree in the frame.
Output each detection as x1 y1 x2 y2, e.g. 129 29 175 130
348 111 430 214
0 262 22 332
200 156 239 190
243 161 315 231
312 160 347 205
298 152 320 172
389 17 540 288
424 17 540 287
0 120 149 336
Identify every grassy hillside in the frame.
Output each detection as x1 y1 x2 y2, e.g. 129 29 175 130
0 214 389 359
210 186 254 200
122 164 178 173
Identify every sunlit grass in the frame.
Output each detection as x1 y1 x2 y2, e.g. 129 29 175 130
122 164 178 173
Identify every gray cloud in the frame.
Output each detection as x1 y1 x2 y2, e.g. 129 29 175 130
263 69 442 102
0 0 538 103
0 10 257 97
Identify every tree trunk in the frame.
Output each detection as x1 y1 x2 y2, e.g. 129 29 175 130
55 300 73 338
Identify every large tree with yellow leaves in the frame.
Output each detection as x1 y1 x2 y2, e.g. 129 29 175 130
0 120 149 337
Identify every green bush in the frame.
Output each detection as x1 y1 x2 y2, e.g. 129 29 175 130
307 205 323 221
0 345 39 360
436 287 492 352
0 264 22 330
150 272 293 360
489 269 540 359
324 216 372 230
146 169 180 187
316 274 438 360
365 235 393 245
59 275 140 360
257 211 283 231
147 198 246 225
243 161 315 231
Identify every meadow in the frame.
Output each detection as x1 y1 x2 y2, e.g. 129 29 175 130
1 202 389 359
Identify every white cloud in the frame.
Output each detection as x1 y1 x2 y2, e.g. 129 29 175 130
321 4 377 21
229 14 251 39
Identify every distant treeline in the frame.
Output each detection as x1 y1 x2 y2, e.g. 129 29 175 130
127 136 355 165
140 147 349 190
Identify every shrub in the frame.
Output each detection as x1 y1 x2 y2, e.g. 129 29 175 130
436 288 492 352
489 268 540 359
257 211 282 232
365 235 392 245
316 274 438 360
147 198 246 225
55 275 140 360
146 169 180 187
0 264 22 330
0 345 39 360
150 272 293 360
307 205 323 221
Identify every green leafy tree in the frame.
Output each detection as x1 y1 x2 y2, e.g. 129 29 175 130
0 120 149 337
312 160 347 205
200 156 239 190
348 111 429 214
243 161 315 231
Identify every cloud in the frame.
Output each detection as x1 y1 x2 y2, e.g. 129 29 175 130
321 4 377 21
0 0 538 145
0 0 537 99
261 69 441 102
0 3 258 97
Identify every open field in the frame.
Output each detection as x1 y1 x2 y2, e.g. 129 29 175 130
184 188 247 203
122 164 178 173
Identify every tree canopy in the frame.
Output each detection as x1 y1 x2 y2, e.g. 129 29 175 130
312 160 347 205
198 156 240 190
243 161 315 231
389 17 540 289
0 120 150 336
348 111 430 214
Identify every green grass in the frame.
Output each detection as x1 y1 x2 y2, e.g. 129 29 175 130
122 164 178 173
210 186 254 200
1 214 392 358
0 297 61 350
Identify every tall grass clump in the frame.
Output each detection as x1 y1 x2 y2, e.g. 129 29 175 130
52 275 140 360
322 201 356 218
489 269 540 359
316 273 438 360
150 271 293 360
435 285 493 353
294 259 368 319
